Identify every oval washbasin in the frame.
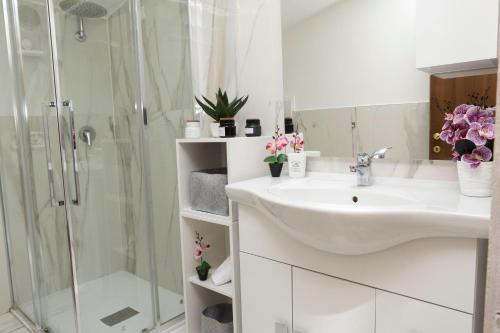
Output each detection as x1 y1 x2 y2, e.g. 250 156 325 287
225 173 491 255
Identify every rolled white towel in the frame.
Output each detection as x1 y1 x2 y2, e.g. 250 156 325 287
211 257 232 286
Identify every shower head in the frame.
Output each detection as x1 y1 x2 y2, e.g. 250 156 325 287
59 0 108 18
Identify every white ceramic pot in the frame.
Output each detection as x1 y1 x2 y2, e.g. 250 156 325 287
185 120 201 138
457 161 493 197
288 152 307 178
210 122 220 138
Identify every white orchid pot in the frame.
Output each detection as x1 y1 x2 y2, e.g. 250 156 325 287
288 152 307 178
457 161 493 197
210 122 220 138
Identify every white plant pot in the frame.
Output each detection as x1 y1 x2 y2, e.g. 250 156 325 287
457 161 493 197
288 152 307 178
210 122 220 138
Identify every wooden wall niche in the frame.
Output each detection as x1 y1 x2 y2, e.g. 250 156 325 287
429 73 497 160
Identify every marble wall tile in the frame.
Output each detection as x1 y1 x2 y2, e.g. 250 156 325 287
293 107 355 158
355 102 430 161
292 102 430 161
307 157 458 182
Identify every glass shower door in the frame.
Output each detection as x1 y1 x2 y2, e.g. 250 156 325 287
1 0 78 332
50 0 157 332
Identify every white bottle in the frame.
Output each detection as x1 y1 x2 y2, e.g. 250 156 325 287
288 152 306 178
288 132 306 178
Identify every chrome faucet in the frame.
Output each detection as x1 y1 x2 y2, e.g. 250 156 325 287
350 147 392 186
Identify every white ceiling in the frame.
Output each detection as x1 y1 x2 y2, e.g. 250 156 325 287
281 0 344 30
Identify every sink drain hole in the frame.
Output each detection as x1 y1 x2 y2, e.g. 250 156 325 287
352 196 358 203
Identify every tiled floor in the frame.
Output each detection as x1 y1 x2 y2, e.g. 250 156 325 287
0 312 185 333
0 313 27 333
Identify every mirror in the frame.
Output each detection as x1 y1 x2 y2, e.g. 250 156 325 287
281 0 497 161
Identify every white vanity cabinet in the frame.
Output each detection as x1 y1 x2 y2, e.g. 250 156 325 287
236 204 485 333
416 0 499 72
293 268 375 333
376 291 472 333
240 255 474 333
240 253 292 333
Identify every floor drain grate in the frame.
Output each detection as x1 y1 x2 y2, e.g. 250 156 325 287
100 307 139 327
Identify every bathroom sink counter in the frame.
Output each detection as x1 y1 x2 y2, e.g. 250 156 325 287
226 172 491 255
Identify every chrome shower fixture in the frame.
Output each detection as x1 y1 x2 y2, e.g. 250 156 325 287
59 0 107 42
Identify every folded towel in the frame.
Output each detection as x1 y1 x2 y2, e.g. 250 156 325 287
211 257 232 286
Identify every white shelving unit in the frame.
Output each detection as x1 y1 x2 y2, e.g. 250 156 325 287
176 137 270 333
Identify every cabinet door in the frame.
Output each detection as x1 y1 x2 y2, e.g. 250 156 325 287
293 268 375 333
376 291 472 333
416 0 498 71
240 253 292 333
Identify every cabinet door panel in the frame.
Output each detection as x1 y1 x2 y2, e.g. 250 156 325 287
293 268 375 333
376 291 472 333
240 253 292 333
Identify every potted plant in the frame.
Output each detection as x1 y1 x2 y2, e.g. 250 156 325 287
264 126 289 177
288 131 306 178
195 232 211 281
195 89 249 137
439 104 495 197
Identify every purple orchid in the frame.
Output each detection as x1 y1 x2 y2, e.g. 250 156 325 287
462 146 493 168
439 104 495 167
466 122 495 146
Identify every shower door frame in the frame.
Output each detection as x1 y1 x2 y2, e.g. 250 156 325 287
1 0 172 332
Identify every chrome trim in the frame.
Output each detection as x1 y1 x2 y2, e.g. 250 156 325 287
0 164 15 309
11 307 46 333
45 0 82 331
62 99 81 206
2 0 47 330
130 0 161 327
42 102 64 207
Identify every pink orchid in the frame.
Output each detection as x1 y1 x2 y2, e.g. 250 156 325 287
194 232 210 261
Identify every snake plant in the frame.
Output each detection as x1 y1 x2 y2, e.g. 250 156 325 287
195 89 249 122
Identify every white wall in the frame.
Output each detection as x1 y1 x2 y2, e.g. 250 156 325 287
282 0 430 110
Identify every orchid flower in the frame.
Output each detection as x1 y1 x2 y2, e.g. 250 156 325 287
462 146 493 168
439 104 496 167
466 122 495 146
194 232 210 261
264 125 289 164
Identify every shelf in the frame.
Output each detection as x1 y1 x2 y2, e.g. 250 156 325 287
177 136 271 144
188 274 233 298
181 208 232 226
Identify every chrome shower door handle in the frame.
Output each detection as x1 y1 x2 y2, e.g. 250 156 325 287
63 99 81 206
42 102 64 207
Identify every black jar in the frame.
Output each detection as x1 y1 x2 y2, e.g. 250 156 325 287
245 119 262 137
219 118 237 138
285 117 294 134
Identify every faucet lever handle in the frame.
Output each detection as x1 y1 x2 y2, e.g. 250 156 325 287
349 165 357 173
371 147 392 159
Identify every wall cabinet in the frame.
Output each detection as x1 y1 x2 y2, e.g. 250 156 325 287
416 0 499 73
240 253 473 333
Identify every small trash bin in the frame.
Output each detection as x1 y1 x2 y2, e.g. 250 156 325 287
190 168 229 216
201 303 233 333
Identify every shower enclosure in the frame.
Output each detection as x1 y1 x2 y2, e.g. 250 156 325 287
0 0 193 332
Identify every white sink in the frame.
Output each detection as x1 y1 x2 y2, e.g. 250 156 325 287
226 173 491 255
